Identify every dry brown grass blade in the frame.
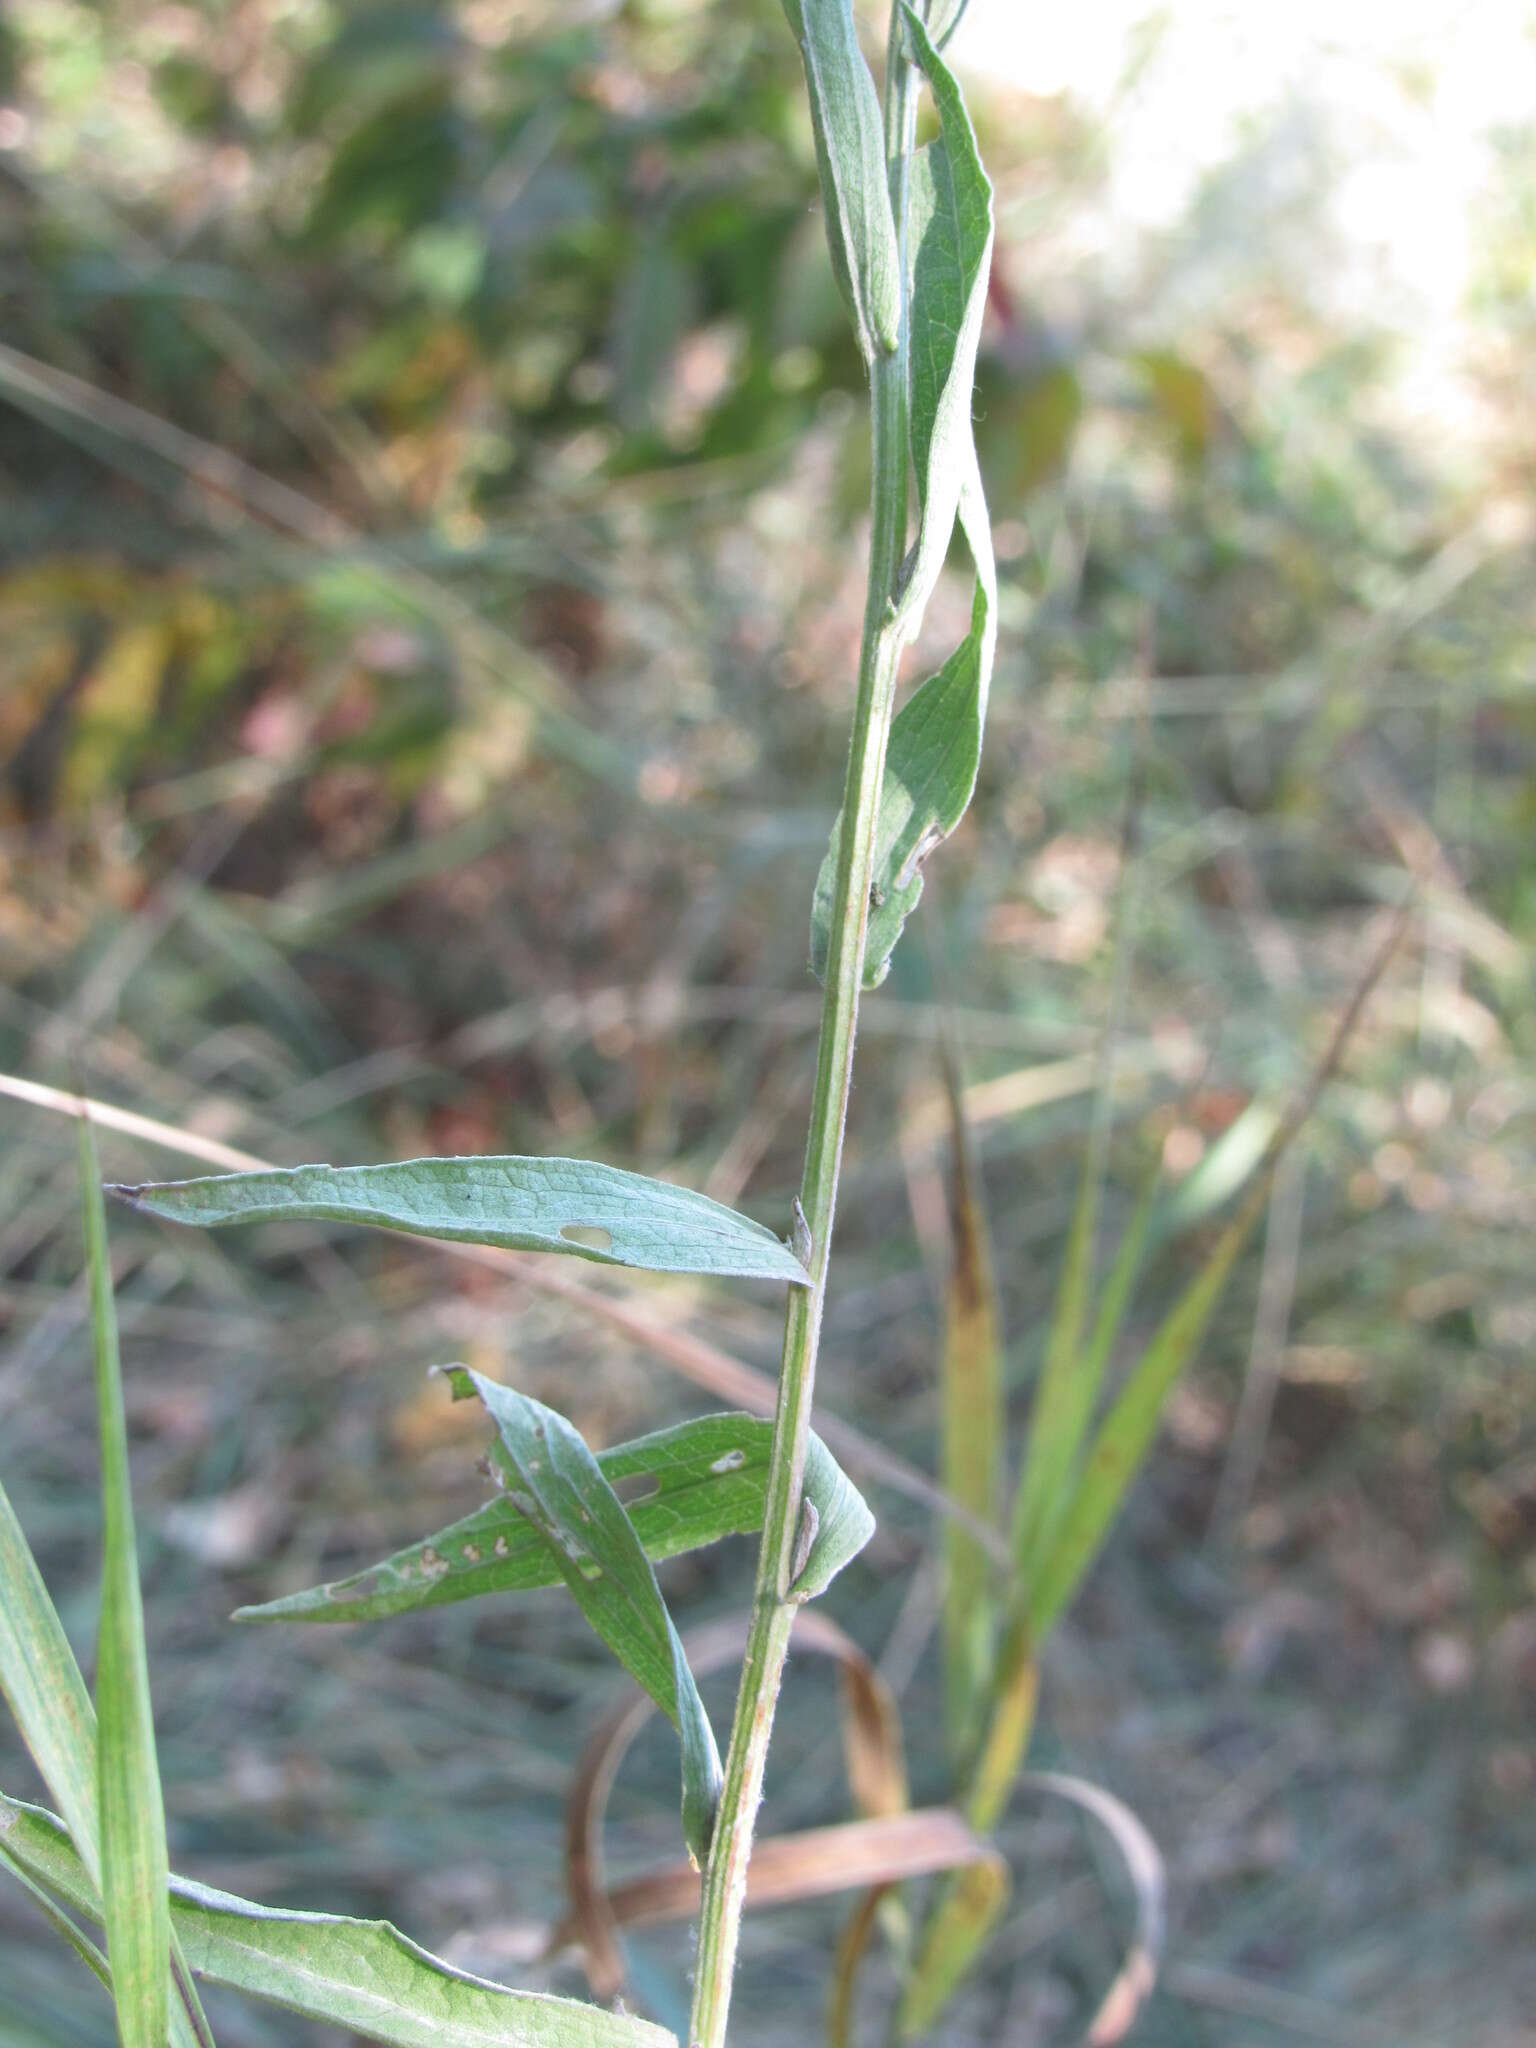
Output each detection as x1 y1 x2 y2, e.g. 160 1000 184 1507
599 1809 986 1929
0 1074 1004 1558
1018 1771 1165 2048
561 1613 910 2003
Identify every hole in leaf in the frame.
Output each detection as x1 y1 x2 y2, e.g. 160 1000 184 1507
560 1223 613 1252
613 1472 660 1507
709 1449 747 1475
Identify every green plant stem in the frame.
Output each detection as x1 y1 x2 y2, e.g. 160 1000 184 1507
686 32 918 2046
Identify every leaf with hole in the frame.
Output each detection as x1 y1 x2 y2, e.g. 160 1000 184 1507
234 1410 872 1627
109 1155 810 1285
0 1793 674 2048
81 1119 172 2048
780 0 901 363
440 1370 723 1864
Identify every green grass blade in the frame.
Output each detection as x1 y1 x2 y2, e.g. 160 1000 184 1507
1019 1160 1161 1583
0 1793 675 2048
233 1412 872 1625
80 1118 171 2048
0 1484 212 2048
109 1155 810 1285
935 1063 1003 1753
1026 1179 1270 1641
1009 1142 1101 1577
441 1370 723 1866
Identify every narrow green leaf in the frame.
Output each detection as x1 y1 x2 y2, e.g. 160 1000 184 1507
1009 1129 1103 1581
1025 1164 1160 1579
0 1484 212 2048
0 1794 674 2048
810 10 996 989
442 1370 722 1866
81 1119 170 2048
897 6 995 626
0 1474 101 1890
109 1155 810 1286
0 1828 113 1993
1027 1184 1268 1639
780 0 901 362
232 1411 873 1626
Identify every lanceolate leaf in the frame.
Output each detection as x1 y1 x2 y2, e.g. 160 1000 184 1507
811 11 997 989
0 1795 674 2048
233 1412 873 1625
109 1155 810 1286
443 1371 723 1866
81 1119 171 2048
780 0 901 363
896 6 994 629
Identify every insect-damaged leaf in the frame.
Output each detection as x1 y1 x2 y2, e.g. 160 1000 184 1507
810 12 997 989
438 1371 723 1866
0 1794 675 2048
80 1121 171 2048
235 1412 873 1629
780 0 901 363
109 1155 810 1286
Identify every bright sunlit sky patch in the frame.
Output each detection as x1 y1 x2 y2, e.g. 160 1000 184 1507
952 1 1536 466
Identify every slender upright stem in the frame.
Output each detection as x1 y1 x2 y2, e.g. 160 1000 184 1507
686 23 918 2045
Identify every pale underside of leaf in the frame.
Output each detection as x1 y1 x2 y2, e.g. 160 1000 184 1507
109 1155 810 1286
780 0 901 362
0 1795 674 2048
235 1411 873 1626
442 1370 722 1867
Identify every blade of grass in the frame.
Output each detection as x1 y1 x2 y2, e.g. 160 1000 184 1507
936 1042 1003 1754
79 1115 171 2048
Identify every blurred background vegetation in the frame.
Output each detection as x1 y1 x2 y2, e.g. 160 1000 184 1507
1 1 1533 2043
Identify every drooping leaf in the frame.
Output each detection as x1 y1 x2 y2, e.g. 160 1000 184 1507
80 1119 171 2048
0 1794 674 2048
233 1411 873 1625
109 1155 810 1286
441 1370 722 1865
810 10 997 989
780 0 901 363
